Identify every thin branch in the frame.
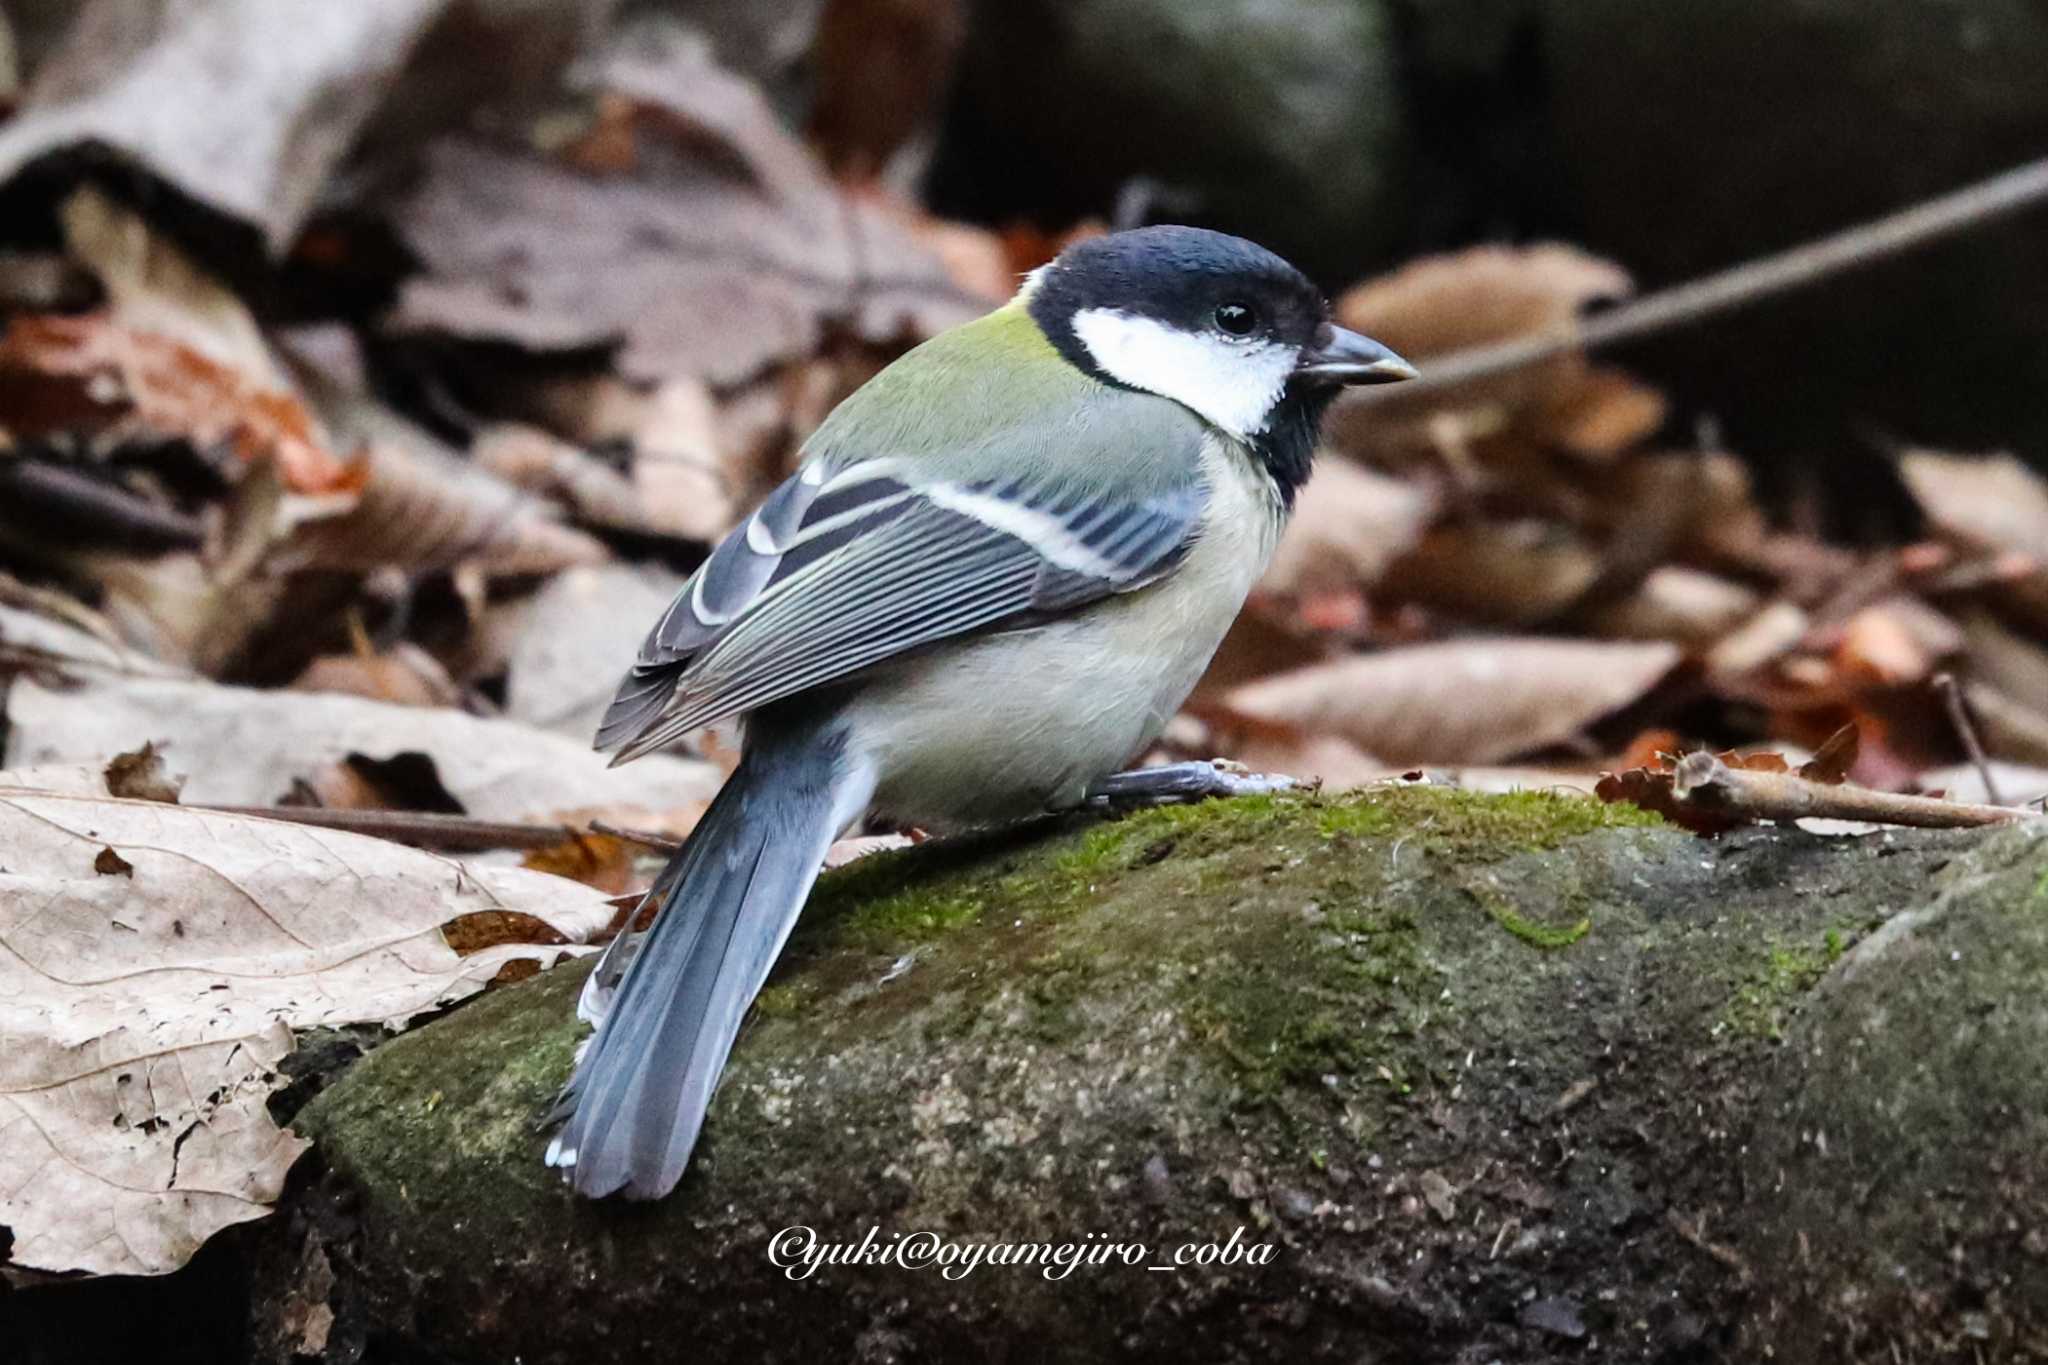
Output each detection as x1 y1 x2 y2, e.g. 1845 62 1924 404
1934 672 2003 806
1366 153 2048 399
200 804 577 852
1671 752 2031 831
587 819 684 853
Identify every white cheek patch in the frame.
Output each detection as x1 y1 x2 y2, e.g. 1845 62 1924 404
1071 307 1296 438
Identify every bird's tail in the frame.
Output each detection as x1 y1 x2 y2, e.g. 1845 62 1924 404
545 727 865 1199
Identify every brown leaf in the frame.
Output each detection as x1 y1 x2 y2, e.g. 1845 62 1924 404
1337 244 1633 361
285 434 608 579
1227 638 1680 765
1379 521 1602 626
1593 765 1756 835
1327 245 1656 478
0 790 613 1277
93 845 134 877
292 645 462 710
520 833 641 896
103 741 183 803
1587 567 1761 649
388 35 989 390
1799 724 1860 785
1259 460 1439 600
0 313 351 493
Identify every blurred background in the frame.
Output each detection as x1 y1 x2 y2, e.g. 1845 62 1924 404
5 0 2048 815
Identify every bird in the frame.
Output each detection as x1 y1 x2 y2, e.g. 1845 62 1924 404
544 224 1416 1199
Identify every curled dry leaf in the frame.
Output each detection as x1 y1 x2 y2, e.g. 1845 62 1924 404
0 790 614 1277
1227 638 1681 766
4 673 722 824
0 312 351 493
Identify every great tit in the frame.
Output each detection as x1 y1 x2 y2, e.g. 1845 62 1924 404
545 225 1416 1199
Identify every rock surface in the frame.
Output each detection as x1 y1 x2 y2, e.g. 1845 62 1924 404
238 788 2048 1364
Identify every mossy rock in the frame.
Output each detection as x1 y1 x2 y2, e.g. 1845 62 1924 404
259 789 2042 1363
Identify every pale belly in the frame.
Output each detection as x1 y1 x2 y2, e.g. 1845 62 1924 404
848 448 1282 829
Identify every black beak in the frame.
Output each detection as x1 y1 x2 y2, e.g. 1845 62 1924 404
1294 325 1418 386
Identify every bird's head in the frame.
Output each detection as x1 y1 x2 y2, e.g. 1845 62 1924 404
1023 225 1414 490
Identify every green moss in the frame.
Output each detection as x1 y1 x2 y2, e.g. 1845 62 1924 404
1486 897 1593 949
1720 934 1850 1040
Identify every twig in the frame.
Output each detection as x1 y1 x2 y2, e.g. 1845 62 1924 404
587 819 685 853
1363 153 2048 398
1933 672 2003 806
200 804 577 852
1671 752 2031 830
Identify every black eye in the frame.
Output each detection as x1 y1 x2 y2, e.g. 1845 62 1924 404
1213 302 1257 336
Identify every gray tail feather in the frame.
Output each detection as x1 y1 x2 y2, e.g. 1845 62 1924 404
545 728 852 1199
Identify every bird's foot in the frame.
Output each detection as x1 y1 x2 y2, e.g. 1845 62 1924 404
1084 759 1299 810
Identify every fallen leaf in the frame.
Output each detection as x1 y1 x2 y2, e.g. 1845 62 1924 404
0 312 351 494
1259 459 1439 600
498 562 690 741
0 789 613 1276
292 644 462 710
1380 521 1602 626
1337 244 1632 363
1228 638 1681 765
1587 567 1761 649
387 32 988 389
521 832 641 896
3 673 722 823
103 741 184 803
0 0 449 252
1799 724 1860 785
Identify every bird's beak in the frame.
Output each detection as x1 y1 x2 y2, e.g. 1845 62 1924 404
1294 325 1418 386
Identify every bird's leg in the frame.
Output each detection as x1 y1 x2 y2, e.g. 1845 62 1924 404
1083 759 1298 810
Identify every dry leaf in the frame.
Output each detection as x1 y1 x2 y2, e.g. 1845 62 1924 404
1259 459 1439 599
499 563 689 741
284 427 608 579
1227 638 1680 765
292 644 462 709
1337 244 1632 361
3 673 722 823
1587 567 1760 649
1380 521 1602 626
0 789 613 1276
103 741 184 803
0 312 351 494
1705 601 1811 680
388 31 987 389
0 0 449 252
1329 244 1645 472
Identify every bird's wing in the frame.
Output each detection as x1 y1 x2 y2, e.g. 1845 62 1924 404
597 448 1210 764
